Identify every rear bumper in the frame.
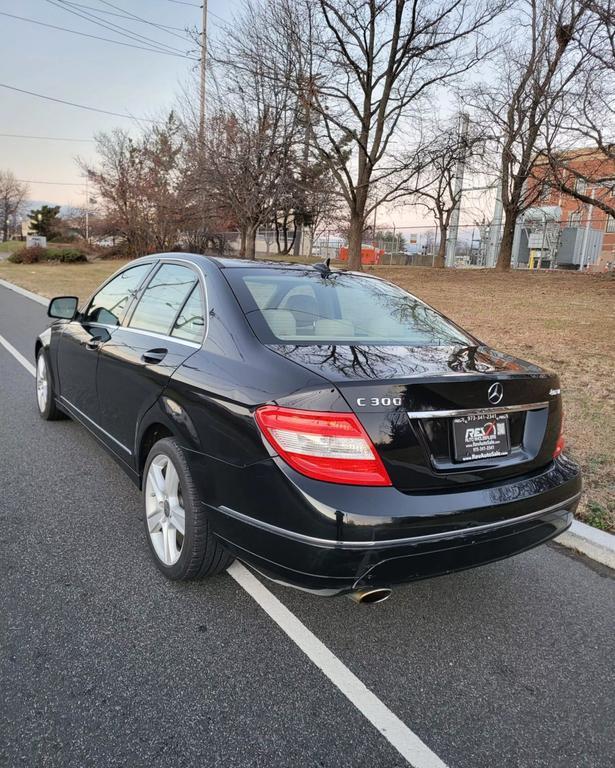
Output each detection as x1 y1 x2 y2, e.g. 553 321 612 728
199 454 582 595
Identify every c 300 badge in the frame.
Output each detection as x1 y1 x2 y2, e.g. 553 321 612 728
356 397 402 407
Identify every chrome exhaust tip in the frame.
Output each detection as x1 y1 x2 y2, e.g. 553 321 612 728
348 587 392 605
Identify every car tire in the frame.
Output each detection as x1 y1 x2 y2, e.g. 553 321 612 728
36 348 65 421
142 437 234 580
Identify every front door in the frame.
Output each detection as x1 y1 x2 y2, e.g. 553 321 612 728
56 262 155 438
96 262 206 458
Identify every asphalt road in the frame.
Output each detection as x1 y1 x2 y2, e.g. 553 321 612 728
1 282 614 768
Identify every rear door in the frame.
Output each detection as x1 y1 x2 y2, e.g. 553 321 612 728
96 261 206 458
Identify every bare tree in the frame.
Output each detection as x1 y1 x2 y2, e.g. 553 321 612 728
541 0 615 218
183 3 304 260
196 107 294 258
0 171 28 242
82 114 189 257
257 0 504 270
471 0 591 270
411 116 483 268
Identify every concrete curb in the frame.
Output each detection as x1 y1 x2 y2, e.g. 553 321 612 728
0 275 614 571
0 278 48 306
556 519 615 570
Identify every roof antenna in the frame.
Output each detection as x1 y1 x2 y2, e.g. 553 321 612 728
313 257 332 277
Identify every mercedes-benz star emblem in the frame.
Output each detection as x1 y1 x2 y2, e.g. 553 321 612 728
488 382 504 405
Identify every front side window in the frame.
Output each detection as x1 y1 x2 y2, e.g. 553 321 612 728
225 268 473 347
84 264 153 326
129 264 197 336
171 284 206 343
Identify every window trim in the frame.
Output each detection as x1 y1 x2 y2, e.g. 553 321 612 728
170 281 206 344
76 256 209 349
122 257 208 346
81 260 157 326
125 262 197 335
606 215 615 234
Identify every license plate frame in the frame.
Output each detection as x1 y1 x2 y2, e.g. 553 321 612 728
452 412 511 463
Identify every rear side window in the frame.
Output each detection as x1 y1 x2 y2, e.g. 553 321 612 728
171 285 206 343
226 269 472 347
129 264 197 335
84 264 152 326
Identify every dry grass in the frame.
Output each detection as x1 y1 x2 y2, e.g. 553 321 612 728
1 259 613 530
0 260 130 300
371 266 615 531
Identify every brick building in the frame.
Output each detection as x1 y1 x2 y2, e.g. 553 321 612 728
532 149 615 271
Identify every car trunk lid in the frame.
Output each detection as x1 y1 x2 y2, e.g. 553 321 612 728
270 343 562 491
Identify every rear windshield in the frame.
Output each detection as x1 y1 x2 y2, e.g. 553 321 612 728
224 268 473 346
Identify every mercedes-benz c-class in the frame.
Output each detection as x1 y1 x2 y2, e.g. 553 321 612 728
35 254 581 602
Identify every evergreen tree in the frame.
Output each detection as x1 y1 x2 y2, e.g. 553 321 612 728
30 205 61 239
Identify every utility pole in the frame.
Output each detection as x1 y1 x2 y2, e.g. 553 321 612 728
85 174 89 242
444 112 470 268
199 0 208 141
579 188 595 271
293 85 312 258
486 180 503 267
197 1 208 251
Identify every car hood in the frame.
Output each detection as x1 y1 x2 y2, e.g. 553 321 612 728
267 343 545 382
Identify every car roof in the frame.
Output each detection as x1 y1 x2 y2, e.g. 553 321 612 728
202 255 338 271
129 252 366 274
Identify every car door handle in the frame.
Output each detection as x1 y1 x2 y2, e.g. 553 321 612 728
141 348 168 364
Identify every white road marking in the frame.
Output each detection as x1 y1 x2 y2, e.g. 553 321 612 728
0 332 36 376
0 307 449 768
228 561 449 768
0 278 49 306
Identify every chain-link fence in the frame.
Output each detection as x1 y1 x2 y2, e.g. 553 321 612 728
210 216 615 273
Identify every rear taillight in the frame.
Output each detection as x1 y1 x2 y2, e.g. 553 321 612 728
254 406 391 486
553 407 565 458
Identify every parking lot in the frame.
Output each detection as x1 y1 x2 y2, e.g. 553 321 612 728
1 281 614 768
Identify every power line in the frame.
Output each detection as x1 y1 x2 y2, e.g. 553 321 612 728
17 179 84 186
0 133 94 142
158 0 228 26
94 0 191 42
59 1 188 33
0 83 157 123
47 0 190 55
0 11 196 59
45 0 192 56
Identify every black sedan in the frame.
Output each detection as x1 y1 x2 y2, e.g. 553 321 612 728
35 254 582 602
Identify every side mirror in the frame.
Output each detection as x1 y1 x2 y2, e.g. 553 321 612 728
48 296 79 320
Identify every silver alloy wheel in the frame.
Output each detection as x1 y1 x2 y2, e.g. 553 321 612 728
36 354 48 413
145 454 186 566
